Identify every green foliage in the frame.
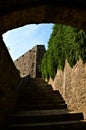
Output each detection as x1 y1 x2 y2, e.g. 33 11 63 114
41 24 86 80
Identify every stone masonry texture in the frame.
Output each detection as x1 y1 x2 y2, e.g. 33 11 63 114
0 37 21 125
14 45 46 78
0 0 86 126
49 59 86 119
0 0 86 34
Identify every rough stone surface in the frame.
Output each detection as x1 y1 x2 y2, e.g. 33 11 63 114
49 59 86 119
0 37 21 125
14 45 46 78
0 0 86 124
0 37 20 92
0 1 86 34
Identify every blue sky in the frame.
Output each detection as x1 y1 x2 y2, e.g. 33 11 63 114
2 23 54 61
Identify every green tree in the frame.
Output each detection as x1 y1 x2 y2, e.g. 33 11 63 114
41 24 86 80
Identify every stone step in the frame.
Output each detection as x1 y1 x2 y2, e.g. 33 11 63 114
3 78 86 129
19 99 65 105
24 89 60 95
23 92 62 97
7 110 84 124
20 92 59 98
28 78 47 84
20 93 63 98
18 96 64 103
16 104 67 110
26 86 53 92
6 121 86 129
19 96 64 102
27 84 49 88
24 100 65 104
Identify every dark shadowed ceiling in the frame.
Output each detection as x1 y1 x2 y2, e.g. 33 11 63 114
0 0 86 34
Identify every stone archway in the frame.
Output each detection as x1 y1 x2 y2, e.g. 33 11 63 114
0 0 86 34
0 0 86 124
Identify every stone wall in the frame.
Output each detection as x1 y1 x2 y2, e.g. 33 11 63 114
36 45 46 78
14 45 46 78
0 37 21 125
49 59 86 119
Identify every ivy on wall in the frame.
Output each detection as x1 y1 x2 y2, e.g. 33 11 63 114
41 24 86 80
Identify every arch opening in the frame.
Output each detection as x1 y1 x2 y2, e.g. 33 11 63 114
2 23 54 61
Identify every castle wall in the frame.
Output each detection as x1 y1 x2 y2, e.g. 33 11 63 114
14 45 46 78
49 59 86 119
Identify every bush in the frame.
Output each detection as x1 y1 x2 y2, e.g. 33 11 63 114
41 24 86 80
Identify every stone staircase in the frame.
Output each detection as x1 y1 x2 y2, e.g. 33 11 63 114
4 78 86 129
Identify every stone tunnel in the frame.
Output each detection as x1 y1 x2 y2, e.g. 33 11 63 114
0 0 86 34
0 0 86 126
